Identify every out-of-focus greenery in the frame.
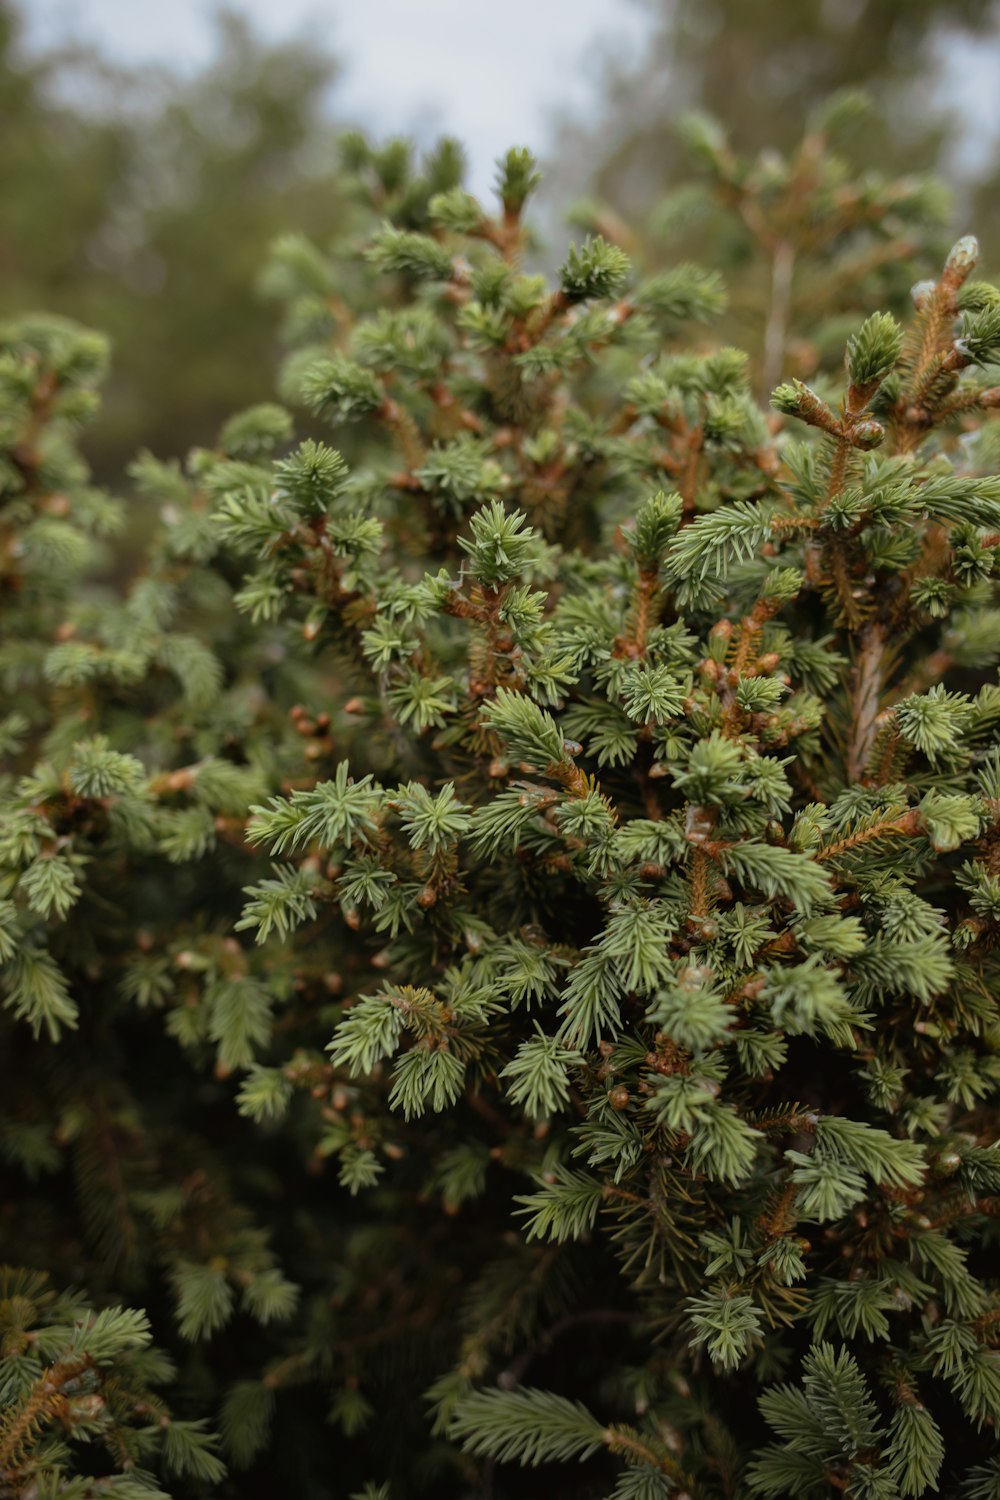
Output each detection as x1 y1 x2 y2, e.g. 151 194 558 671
551 0 1000 390
554 0 1000 221
0 4 351 476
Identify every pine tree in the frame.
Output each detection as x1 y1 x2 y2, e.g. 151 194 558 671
3 133 1000 1499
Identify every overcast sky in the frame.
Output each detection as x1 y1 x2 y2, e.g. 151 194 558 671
23 0 655 198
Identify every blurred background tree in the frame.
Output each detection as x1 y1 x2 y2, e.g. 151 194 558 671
552 0 1000 222
548 0 1000 390
0 3 350 476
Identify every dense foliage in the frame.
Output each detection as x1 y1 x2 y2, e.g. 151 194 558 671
2 135 1000 1500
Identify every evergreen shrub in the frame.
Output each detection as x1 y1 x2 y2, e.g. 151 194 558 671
2 129 1000 1500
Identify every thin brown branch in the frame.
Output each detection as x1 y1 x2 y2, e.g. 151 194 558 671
846 622 886 784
